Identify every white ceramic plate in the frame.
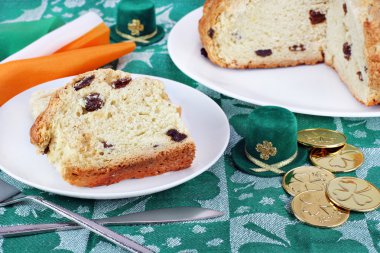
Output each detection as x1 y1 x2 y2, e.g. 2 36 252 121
168 8 380 117
0 75 229 199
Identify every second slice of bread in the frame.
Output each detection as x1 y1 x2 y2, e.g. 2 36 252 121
30 69 196 187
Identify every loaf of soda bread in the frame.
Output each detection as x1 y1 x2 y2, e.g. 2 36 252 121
30 69 196 187
199 0 380 106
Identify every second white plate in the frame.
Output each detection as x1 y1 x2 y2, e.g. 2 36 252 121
168 7 380 117
0 74 230 199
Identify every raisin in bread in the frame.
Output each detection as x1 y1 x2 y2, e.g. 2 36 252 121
30 69 195 187
199 0 328 69
199 0 380 106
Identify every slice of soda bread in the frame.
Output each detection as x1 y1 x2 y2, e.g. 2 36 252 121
30 69 196 187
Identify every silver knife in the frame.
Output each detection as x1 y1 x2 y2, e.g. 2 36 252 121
0 179 151 252
0 207 223 238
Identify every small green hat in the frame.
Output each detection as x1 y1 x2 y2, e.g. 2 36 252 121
110 0 165 46
231 106 308 177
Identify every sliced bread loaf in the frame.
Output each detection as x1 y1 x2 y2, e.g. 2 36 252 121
30 69 195 187
199 0 380 106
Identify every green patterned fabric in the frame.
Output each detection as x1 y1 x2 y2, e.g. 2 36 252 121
0 1 379 252
0 17 64 60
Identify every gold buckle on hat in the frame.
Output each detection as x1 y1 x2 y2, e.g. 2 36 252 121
128 19 144 36
245 146 298 174
256 141 277 160
115 27 158 44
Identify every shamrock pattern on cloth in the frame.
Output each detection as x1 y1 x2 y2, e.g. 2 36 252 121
1 0 380 252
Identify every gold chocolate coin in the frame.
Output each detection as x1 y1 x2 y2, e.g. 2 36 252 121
326 177 380 212
310 144 364 173
282 166 335 196
291 190 350 228
297 128 346 148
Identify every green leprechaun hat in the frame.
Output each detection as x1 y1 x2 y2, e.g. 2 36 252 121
231 106 308 177
110 0 165 46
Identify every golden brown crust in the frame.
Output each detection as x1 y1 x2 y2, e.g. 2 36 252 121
199 0 232 67
63 142 196 187
30 90 61 152
203 0 216 14
213 57 323 69
363 1 380 105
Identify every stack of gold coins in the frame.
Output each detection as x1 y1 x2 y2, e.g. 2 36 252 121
281 128 380 228
297 128 364 173
283 166 380 228
282 166 350 228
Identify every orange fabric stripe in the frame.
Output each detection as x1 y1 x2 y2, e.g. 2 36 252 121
0 42 136 106
56 23 110 53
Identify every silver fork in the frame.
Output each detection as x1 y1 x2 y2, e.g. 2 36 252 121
0 179 153 253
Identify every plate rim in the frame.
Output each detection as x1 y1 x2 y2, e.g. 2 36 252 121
0 74 230 199
168 7 380 118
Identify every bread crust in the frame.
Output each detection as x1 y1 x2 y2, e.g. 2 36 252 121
63 142 196 187
30 90 62 153
199 0 232 68
208 58 323 69
363 0 380 105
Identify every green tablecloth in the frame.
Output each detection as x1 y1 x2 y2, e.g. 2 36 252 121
0 1 379 252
